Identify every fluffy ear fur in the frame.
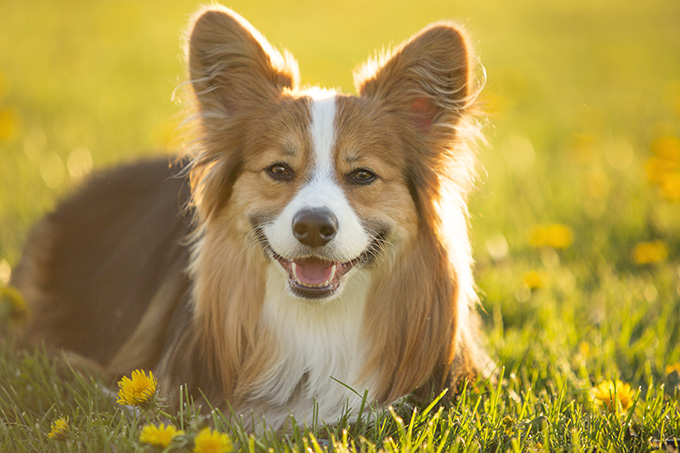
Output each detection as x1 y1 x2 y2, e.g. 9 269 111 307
188 6 299 121
354 23 473 141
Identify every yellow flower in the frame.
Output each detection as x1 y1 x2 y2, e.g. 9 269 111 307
0 107 18 141
647 136 680 203
0 285 30 324
116 369 157 407
193 427 233 453
659 173 680 202
590 379 636 413
47 416 69 441
652 135 680 161
530 224 573 249
632 240 668 265
666 363 680 376
139 423 184 448
646 157 665 184
523 270 547 290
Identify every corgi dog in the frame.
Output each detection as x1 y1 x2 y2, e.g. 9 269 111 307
12 5 491 430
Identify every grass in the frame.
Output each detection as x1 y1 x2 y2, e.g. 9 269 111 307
1 0 679 450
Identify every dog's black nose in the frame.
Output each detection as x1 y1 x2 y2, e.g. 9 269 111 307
292 208 338 247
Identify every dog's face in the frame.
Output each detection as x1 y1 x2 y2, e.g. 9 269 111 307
238 92 417 300
187 7 473 302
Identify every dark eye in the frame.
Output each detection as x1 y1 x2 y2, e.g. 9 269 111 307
348 168 377 185
266 163 294 182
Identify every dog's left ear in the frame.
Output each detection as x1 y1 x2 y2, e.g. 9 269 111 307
355 23 474 141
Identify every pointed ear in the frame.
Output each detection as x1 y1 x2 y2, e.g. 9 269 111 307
355 23 474 140
187 6 299 120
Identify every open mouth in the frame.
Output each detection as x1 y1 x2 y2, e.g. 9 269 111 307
273 255 363 299
260 235 385 300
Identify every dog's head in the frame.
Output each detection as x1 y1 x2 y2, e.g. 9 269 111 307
186 6 478 302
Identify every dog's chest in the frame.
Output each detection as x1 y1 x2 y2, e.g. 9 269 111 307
252 265 374 426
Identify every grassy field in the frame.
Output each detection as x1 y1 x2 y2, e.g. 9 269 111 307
1 0 680 451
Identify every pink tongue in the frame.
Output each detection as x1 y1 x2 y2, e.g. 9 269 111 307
294 259 335 285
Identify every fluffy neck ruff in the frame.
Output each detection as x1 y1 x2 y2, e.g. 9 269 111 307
183 207 459 428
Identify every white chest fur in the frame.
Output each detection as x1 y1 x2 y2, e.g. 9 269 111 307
248 262 375 428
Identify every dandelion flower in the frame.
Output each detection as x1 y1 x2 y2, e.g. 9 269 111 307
116 369 157 407
0 285 29 324
530 224 573 249
0 108 17 141
647 135 680 203
47 416 69 441
651 135 680 161
193 427 233 453
666 363 680 376
646 157 668 185
523 270 547 290
659 174 680 202
590 379 635 413
632 240 668 265
140 423 184 448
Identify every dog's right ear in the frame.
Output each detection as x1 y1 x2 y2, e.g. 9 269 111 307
187 6 299 120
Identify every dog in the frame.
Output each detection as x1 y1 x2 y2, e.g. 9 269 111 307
11 5 491 430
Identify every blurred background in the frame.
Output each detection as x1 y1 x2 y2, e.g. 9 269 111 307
0 0 679 377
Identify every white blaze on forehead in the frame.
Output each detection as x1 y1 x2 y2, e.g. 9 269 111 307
308 89 337 177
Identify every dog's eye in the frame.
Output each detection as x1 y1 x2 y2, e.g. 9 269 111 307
348 168 377 185
266 163 294 182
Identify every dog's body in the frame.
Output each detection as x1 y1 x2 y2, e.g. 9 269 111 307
12 6 491 429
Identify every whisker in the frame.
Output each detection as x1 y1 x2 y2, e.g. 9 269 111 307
233 227 269 260
362 226 395 261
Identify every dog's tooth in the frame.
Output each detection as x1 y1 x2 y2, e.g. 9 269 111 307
322 264 337 287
